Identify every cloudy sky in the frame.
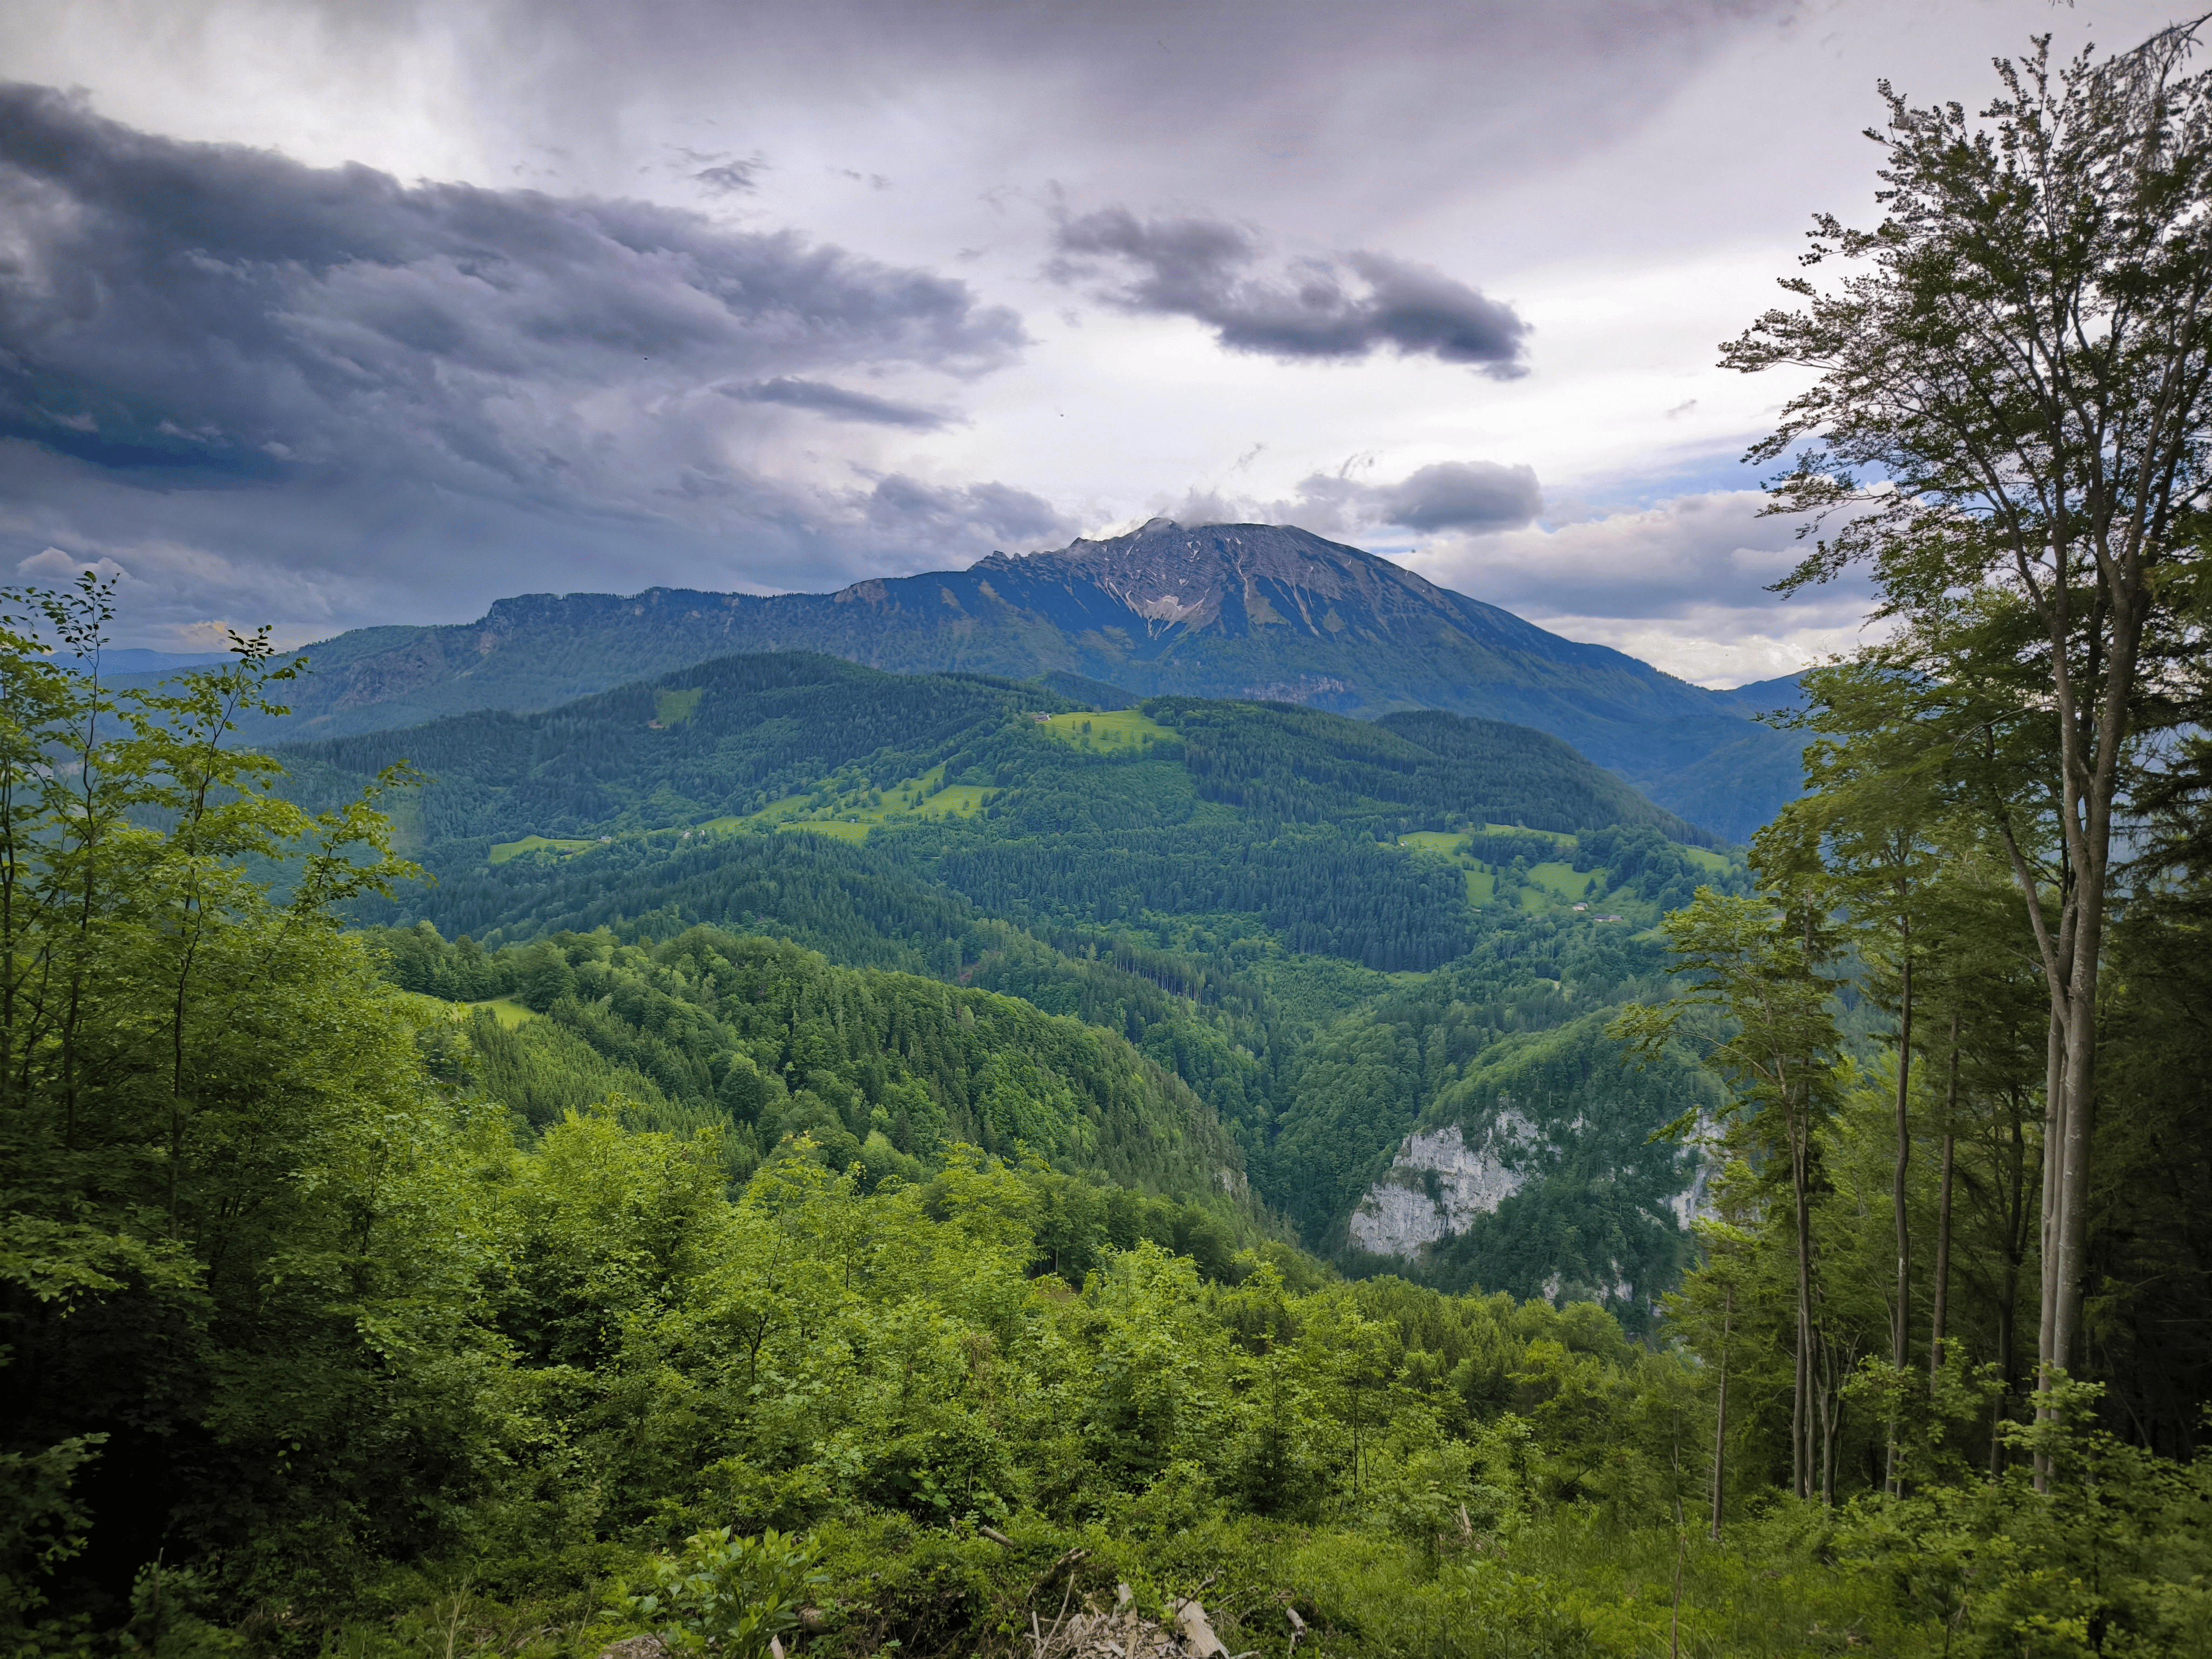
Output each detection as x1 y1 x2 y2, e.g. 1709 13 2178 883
0 0 2183 682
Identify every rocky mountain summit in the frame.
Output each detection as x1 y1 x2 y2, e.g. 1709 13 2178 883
965 517 1574 656
183 520 1802 838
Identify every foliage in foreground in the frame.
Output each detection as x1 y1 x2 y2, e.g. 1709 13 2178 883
0 577 2204 1659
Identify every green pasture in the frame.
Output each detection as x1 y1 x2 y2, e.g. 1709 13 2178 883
909 782 990 819
689 765 998 847
1397 830 1723 917
1471 825 1576 852
1034 708 1173 750
487 834 598 866
652 686 704 727
1400 831 1505 908
1525 860 1601 902
1398 831 1462 858
400 991 536 1029
780 819 873 844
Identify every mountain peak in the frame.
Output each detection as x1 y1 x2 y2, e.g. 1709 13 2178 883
989 518 1470 638
201 516 1804 840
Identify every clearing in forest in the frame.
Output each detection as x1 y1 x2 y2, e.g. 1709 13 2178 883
1034 709 1173 750
488 834 598 865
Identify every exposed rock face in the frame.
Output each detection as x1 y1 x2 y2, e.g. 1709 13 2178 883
1668 1152 1718 1230
1348 1115 1537 1257
970 518 1566 661
1336 1015 1718 1326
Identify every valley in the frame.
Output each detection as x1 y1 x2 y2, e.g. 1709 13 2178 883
284 648 1742 1318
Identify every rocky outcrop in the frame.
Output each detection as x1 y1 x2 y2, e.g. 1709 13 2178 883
1668 1151 1718 1230
1347 1113 1537 1258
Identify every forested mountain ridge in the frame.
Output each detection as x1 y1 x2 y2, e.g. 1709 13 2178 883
376 922 1264 1237
206 521 1802 838
9 576 2206 1659
274 646 1712 857
291 651 1746 1307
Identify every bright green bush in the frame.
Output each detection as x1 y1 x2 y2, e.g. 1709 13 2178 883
624 1528 826 1658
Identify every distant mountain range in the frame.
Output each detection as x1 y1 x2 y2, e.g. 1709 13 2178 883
210 519 1807 840
98 648 234 675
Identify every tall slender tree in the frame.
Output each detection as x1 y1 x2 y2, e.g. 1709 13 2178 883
1615 850 1845 1501
1786 662 1957 1492
1726 25 2212 1440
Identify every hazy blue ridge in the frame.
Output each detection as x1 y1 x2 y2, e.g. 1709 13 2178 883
224 521 1806 837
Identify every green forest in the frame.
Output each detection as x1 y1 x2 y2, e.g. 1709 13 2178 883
9 29 2212 1659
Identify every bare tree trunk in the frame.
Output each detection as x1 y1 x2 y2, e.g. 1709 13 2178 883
1931 1013 1959 1382
2052 926 2104 1380
2034 999 2068 1491
1993 1089 2033 1475
1792 1116 1816 1501
1816 1332 1842 1506
1887 944 1914 1496
2028 510 2144 1483
1711 1283 1732 1541
1793 1322 1810 1501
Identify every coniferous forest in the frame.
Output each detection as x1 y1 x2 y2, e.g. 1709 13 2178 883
8 29 2212 1659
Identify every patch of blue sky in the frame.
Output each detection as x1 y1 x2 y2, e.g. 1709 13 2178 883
1546 438 1881 523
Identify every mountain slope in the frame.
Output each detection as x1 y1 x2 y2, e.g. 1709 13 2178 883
220 520 1803 839
278 648 1710 855
298 653 1744 1309
379 922 1253 1210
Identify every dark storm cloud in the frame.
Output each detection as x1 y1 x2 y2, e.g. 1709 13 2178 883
1048 207 1528 375
731 377 957 429
857 474 1068 547
0 83 1025 497
1245 458 1543 539
1377 460 1543 532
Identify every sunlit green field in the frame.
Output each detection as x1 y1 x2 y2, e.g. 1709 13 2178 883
779 819 872 843
485 760 1001 860
1035 708 1174 749
705 764 996 845
1401 832 1505 907
1401 832 1654 914
1397 830 1464 858
401 991 537 1028
487 834 598 865
1523 860 1601 901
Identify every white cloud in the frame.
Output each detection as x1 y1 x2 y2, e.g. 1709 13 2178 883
17 547 129 584
1396 489 1880 686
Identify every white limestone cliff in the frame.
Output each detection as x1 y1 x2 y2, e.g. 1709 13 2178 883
1347 1112 1537 1257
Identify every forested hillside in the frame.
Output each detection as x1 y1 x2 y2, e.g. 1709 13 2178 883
5 596 2203 1659
192 522 1803 838
275 649 1708 851
287 649 1739 1287
372 922 1258 1226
